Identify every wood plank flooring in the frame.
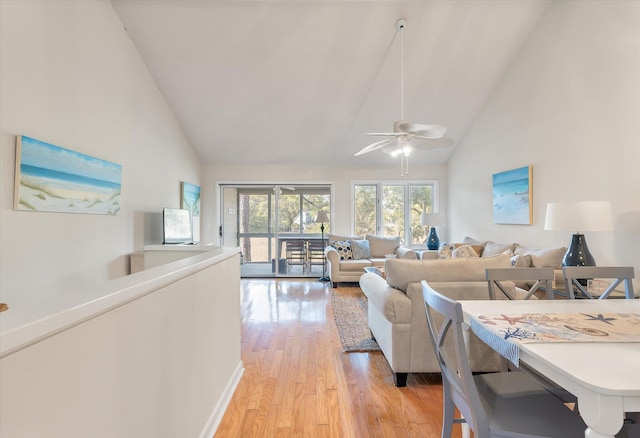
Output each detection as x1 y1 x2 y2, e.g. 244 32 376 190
214 279 461 437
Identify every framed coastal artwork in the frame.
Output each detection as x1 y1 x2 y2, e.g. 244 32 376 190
181 181 201 242
492 165 532 225
14 135 122 215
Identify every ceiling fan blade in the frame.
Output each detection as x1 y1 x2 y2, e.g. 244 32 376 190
354 138 397 156
364 132 402 137
397 122 447 138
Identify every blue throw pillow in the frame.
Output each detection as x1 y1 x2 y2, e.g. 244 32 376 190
350 239 372 260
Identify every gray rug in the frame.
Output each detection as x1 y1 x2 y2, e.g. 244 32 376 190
330 289 381 352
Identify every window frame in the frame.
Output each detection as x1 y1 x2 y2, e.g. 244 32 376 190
351 180 440 247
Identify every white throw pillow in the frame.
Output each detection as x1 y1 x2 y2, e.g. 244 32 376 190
514 246 566 268
483 242 517 257
366 234 401 258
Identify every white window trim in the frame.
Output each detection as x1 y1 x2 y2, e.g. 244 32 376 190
351 179 440 246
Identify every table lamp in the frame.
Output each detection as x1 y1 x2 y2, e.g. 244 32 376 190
420 212 446 250
315 210 330 281
544 201 613 266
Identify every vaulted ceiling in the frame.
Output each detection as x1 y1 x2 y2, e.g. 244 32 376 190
111 0 551 168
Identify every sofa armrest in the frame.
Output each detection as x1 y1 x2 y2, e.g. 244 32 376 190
395 247 417 259
324 246 340 264
360 273 412 324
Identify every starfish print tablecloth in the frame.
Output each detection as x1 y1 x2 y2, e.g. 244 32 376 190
469 311 640 365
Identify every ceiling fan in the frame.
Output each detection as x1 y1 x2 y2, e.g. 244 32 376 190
354 18 449 176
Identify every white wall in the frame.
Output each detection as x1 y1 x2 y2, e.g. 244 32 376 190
201 163 448 244
1 252 242 438
447 1 640 290
0 1 201 302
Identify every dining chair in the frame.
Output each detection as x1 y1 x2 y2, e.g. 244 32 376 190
563 266 635 299
486 267 556 300
421 279 589 438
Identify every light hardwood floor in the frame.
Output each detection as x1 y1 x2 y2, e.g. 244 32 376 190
214 279 461 437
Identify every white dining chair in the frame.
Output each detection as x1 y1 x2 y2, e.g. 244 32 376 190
422 279 590 437
563 266 635 299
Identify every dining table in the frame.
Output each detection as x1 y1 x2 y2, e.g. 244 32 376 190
460 298 640 438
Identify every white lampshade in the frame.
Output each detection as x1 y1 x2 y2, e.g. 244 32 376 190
544 201 613 232
420 212 446 227
315 210 330 223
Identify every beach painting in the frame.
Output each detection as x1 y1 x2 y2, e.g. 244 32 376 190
492 165 532 225
181 181 200 241
14 135 122 215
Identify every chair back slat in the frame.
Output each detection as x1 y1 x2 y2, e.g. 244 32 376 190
486 267 555 300
562 266 635 299
422 280 490 435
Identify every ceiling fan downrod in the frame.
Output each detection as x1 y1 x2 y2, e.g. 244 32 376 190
396 18 407 122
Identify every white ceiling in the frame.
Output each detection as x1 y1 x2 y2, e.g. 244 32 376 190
111 0 551 168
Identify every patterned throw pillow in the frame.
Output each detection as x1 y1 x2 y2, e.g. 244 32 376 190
331 240 354 260
438 242 454 259
350 239 372 260
451 244 480 258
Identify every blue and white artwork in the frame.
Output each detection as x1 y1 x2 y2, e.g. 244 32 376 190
14 135 122 215
180 181 201 218
492 166 532 225
181 181 201 241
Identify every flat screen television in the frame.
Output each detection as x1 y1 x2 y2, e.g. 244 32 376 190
163 207 193 244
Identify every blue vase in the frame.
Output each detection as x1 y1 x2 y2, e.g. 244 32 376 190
427 227 440 250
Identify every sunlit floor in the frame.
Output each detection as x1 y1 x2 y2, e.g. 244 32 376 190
241 261 326 278
213 279 458 437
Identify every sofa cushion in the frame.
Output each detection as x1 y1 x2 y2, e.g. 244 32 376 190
463 236 488 248
338 259 373 271
350 239 372 260
366 234 402 258
438 242 454 259
482 241 517 257
510 254 533 288
511 254 532 268
330 240 354 260
385 254 512 293
514 246 566 268
451 244 481 258
329 234 363 244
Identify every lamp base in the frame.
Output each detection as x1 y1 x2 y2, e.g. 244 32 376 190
562 233 596 267
426 228 440 251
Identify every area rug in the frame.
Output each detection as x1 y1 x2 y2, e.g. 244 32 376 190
330 289 381 352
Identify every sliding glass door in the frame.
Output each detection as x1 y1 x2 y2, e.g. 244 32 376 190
221 184 331 278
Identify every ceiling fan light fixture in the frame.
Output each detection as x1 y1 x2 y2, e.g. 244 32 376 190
354 18 448 177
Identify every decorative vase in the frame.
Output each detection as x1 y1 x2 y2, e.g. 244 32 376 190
427 227 440 251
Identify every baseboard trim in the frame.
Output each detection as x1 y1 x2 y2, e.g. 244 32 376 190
199 361 245 438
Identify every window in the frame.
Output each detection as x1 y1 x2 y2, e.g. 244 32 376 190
353 182 437 246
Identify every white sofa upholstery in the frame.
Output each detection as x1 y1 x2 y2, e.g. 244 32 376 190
324 234 417 288
359 254 534 386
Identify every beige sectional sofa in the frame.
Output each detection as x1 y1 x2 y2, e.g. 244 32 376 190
359 254 533 387
440 236 567 285
324 234 417 288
